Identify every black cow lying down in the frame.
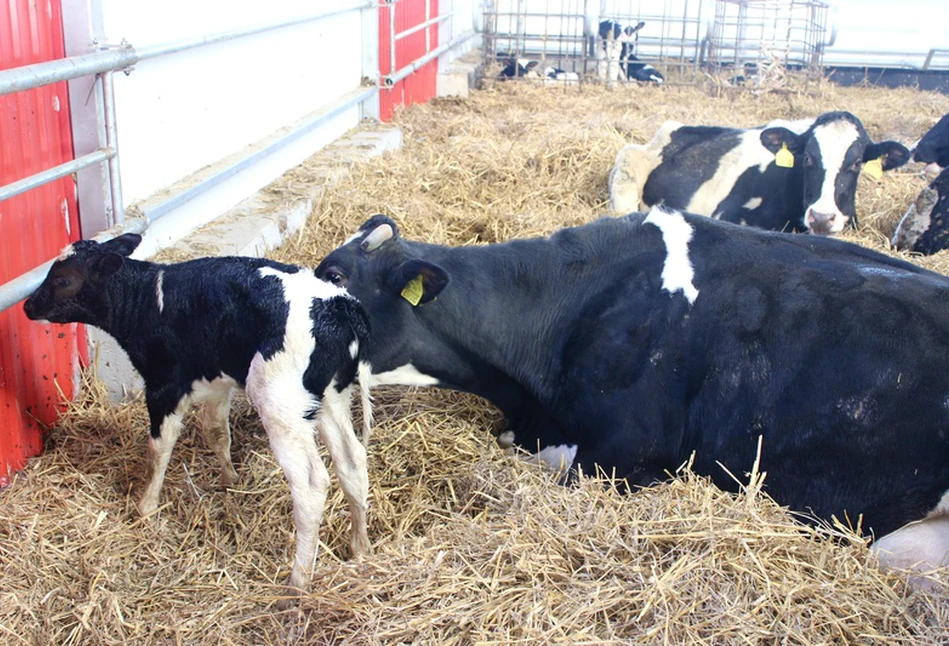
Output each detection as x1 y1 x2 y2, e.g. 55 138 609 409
892 112 949 255
318 209 949 579
610 111 910 234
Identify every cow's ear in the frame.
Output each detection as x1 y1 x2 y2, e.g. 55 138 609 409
360 214 400 238
760 127 803 155
89 252 125 280
865 141 912 171
389 259 449 306
99 233 142 257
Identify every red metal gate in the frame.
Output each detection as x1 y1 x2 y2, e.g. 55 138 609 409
379 0 440 122
0 0 84 486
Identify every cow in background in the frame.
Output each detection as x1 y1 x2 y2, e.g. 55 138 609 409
892 113 949 255
610 111 911 234
597 20 663 85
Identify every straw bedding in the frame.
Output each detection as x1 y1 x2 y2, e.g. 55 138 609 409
4 77 949 644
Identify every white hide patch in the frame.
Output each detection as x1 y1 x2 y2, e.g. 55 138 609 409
609 121 682 214
742 197 763 211
534 444 578 474
644 207 700 304
348 340 359 359
805 119 860 230
369 363 440 388
57 243 76 260
687 130 775 217
156 270 165 314
892 186 938 250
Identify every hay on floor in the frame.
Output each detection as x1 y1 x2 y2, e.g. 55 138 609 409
4 80 949 644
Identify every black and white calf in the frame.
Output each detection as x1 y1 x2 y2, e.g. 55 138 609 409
23 234 373 596
610 111 911 234
318 211 949 583
892 113 949 255
597 20 662 84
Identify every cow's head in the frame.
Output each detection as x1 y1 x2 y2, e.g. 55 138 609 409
315 216 450 374
24 233 142 325
759 112 910 235
913 113 949 171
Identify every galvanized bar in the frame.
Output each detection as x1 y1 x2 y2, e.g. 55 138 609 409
0 48 137 96
141 86 378 222
385 31 479 86
0 218 148 313
389 0 397 81
0 149 114 204
396 12 449 42
101 71 124 225
90 73 113 227
133 2 372 62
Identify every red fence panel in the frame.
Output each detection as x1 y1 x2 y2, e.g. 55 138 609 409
0 0 84 486
379 0 440 122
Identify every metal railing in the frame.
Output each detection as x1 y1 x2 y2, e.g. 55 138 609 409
0 2 375 313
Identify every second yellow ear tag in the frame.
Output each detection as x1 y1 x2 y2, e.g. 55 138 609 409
864 157 884 180
400 275 424 306
775 143 794 168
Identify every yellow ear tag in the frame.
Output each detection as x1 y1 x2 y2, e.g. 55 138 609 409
864 157 884 180
775 143 794 168
400 275 424 306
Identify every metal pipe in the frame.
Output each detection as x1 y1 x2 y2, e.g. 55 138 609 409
0 149 114 204
389 0 397 82
385 31 479 86
0 218 148 313
0 2 372 97
0 48 137 96
90 73 113 227
141 86 378 222
101 71 124 225
394 13 449 43
134 2 372 62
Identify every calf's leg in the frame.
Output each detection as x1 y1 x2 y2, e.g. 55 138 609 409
194 377 239 486
318 382 371 558
139 392 189 515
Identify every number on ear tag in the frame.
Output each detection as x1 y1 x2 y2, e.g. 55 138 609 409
864 157 884 180
775 143 794 169
401 275 424 306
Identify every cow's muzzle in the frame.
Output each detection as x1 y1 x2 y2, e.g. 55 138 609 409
805 210 844 235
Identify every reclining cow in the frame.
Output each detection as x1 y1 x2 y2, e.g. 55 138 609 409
597 20 663 85
610 111 911 234
318 210 949 582
892 113 949 255
24 233 373 598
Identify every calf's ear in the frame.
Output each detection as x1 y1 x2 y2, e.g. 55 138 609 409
389 259 449 306
90 253 126 281
100 233 142 257
360 214 400 239
759 127 803 154
865 141 911 170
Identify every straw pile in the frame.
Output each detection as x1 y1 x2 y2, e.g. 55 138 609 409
4 79 949 644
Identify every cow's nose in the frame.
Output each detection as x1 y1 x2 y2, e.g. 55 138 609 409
806 211 837 235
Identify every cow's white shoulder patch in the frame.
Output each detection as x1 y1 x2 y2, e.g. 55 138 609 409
686 129 775 215
644 207 700 304
370 363 440 387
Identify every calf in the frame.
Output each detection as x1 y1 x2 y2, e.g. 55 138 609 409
24 233 373 596
892 113 949 254
319 211 949 584
597 20 662 85
610 112 911 233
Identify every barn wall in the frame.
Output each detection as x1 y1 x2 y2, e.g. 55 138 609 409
62 0 373 257
0 0 85 486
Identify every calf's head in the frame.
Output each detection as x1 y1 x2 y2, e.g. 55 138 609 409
24 233 142 325
315 215 449 373
759 111 910 234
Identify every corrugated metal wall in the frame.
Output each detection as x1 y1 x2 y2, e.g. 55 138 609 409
379 0 441 122
0 0 84 486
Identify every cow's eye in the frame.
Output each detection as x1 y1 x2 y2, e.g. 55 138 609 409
323 269 345 285
804 154 815 167
53 277 71 289
850 161 862 172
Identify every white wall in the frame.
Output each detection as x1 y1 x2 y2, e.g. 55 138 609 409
823 0 949 70
64 0 376 254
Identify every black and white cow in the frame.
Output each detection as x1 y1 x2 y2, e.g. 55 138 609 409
892 113 949 255
609 112 911 234
24 233 373 596
318 210 949 580
499 58 540 79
